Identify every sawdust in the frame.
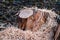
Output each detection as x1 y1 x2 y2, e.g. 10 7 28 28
0 9 58 40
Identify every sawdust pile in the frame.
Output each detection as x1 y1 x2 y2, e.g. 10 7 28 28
0 9 58 40
0 27 54 40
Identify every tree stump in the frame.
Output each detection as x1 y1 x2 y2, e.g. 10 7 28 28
17 8 46 31
17 8 33 30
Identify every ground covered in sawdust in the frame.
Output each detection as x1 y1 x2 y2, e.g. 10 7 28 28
0 27 53 40
0 9 58 40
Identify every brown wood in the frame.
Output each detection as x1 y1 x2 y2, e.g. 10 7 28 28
17 9 49 32
54 24 60 40
26 11 46 31
18 17 27 30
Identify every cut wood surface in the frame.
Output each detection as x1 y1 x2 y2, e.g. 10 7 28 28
19 9 33 18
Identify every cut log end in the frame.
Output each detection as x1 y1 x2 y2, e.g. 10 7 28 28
19 9 33 18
